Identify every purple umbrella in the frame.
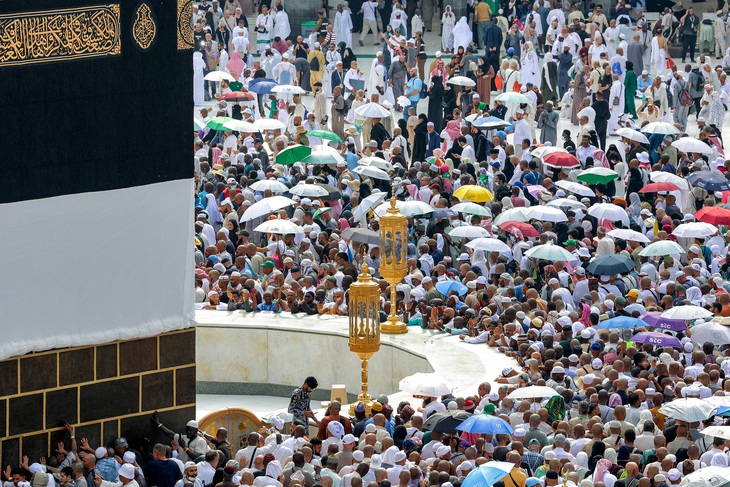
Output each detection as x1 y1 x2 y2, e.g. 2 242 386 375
640 312 687 332
631 332 682 349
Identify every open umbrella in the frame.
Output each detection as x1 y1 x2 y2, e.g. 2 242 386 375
276 144 312 165
699 426 730 441
525 243 574 261
499 221 539 237
194 118 205 131
640 182 681 193
447 76 477 87
436 280 469 296
690 321 730 345
352 192 388 221
250 180 289 193
314 206 332 218
607 228 651 243
650 171 691 190
493 207 530 225
526 185 549 197
659 398 717 422
543 152 581 168
595 316 649 330
422 410 472 432
454 185 494 203
359 156 394 171
253 118 286 131
525 206 568 222
206 116 235 130
355 102 391 118
472 116 513 130
630 332 682 348
219 91 255 102
672 222 718 238
678 466 730 487
399 373 452 396
587 203 630 226
673 137 714 155
353 165 390 180
661 305 713 321
616 127 651 144
271 84 306 94
554 180 596 197
452 202 492 216
695 206 730 225
247 78 278 94
640 312 687 332
302 145 346 166
547 198 587 210
373 200 433 218
495 92 530 104
307 129 342 143
341 228 380 245
316 184 343 201
290 183 329 198
254 219 305 235
240 196 296 222
638 241 685 257
507 386 560 399
460 462 515 487
687 172 730 191
577 167 619 185
456 415 514 434
466 238 511 253
641 121 681 135
532 146 568 159
204 70 235 82
586 254 635 275
449 226 492 239
222 119 258 132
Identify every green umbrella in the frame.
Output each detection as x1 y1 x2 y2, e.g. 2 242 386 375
276 144 312 165
302 146 345 165
576 167 619 185
308 130 343 143
314 207 332 218
206 116 234 131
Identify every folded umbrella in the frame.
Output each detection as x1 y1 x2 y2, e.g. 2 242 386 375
586 254 635 275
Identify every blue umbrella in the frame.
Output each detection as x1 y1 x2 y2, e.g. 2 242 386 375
456 414 514 434
460 462 514 487
585 254 635 276
595 316 649 330
436 280 468 297
687 172 730 191
248 78 278 94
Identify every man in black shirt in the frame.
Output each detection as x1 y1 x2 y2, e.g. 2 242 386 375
141 444 182 487
592 91 610 150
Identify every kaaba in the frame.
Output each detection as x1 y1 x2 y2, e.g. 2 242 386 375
0 0 196 465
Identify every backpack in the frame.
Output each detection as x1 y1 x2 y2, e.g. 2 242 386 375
612 61 622 76
419 79 428 99
695 70 705 88
310 54 320 71
679 82 693 107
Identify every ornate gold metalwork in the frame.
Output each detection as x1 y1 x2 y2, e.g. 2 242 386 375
177 0 194 50
198 407 266 451
0 5 121 66
132 2 156 51
379 198 408 334
348 264 381 415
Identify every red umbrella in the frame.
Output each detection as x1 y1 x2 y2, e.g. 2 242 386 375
695 206 730 225
219 91 254 102
639 182 681 193
542 152 581 168
499 220 540 237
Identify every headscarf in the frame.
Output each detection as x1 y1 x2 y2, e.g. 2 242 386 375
628 193 642 221
686 287 703 306
575 452 589 470
452 17 472 51
594 459 612 483
545 395 565 423
415 114 429 135
227 51 246 79
542 52 554 92
604 448 617 464
599 218 616 231
339 217 351 231
608 393 622 407
265 460 283 479
445 120 461 141
501 196 514 210
206 193 223 229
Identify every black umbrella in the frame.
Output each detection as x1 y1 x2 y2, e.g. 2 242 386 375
316 183 343 201
422 410 472 433
586 254 634 276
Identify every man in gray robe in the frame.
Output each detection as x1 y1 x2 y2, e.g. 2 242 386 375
538 101 559 146
626 34 644 80
388 54 408 104
331 85 346 139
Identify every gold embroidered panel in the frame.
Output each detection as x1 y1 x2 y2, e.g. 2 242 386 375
132 2 157 50
0 5 121 67
177 0 194 50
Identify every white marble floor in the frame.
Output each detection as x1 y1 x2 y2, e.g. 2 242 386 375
197 393 291 420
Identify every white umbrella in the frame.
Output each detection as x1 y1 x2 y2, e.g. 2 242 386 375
399 373 453 397
250 180 289 193
660 305 713 321
638 240 685 256
355 102 391 118
359 156 394 171
525 243 574 261
254 219 305 235
673 137 714 155
374 200 433 217
672 222 718 238
546 198 587 210
222 119 258 132
699 426 730 441
679 466 730 487
650 171 691 190
290 183 330 198
353 165 390 180
554 180 596 197
658 398 717 422
641 121 682 135
532 146 568 159
690 321 730 345
452 202 492 216
203 70 235 82
254 118 287 131
194 118 205 131
525 206 568 222
493 207 530 226
507 386 561 399
352 192 387 222
449 226 492 239
587 203 630 226
271 84 306 94
616 127 651 144
240 196 296 222
466 237 511 253
495 92 530 104
447 76 477 87
304 145 346 165
607 229 651 243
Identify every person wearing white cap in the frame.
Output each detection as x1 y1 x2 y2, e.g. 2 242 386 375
152 414 209 463
308 42 326 89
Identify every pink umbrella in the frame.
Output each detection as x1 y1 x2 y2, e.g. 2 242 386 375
526 185 548 197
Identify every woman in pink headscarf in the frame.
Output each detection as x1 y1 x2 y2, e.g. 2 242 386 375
211 147 222 167
442 119 462 151
599 218 615 232
339 218 351 232
226 51 246 81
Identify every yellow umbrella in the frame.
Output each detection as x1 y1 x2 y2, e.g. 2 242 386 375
453 185 494 203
